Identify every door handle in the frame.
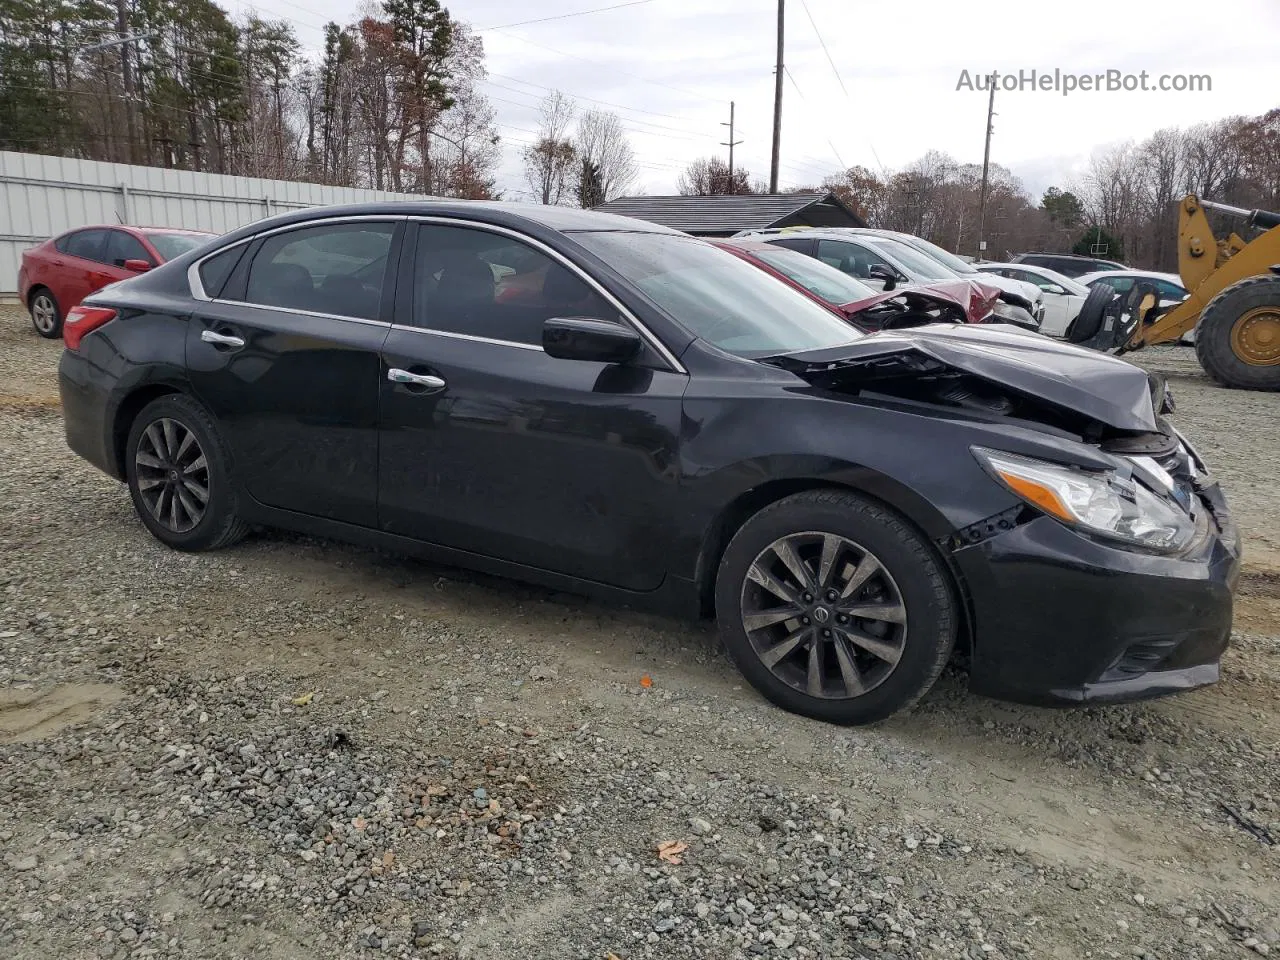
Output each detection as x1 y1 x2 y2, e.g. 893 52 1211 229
388 368 446 390
201 329 245 349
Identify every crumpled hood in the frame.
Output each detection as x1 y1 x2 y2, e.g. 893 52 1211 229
765 323 1159 432
839 280 998 325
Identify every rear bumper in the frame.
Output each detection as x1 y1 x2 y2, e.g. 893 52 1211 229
59 348 122 479
953 493 1239 707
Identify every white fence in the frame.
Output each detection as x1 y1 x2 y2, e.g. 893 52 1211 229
1 151 426 296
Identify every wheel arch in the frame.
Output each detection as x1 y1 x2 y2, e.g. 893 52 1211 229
109 383 186 480
693 472 972 642
27 283 53 307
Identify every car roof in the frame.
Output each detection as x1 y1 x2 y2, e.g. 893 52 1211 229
1018 252 1122 263
208 201 679 248
716 238 783 254
57 224 216 236
1078 269 1183 284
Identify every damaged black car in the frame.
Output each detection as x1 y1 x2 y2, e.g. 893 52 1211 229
57 203 1240 724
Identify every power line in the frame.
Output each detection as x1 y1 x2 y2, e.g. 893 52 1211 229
477 0 658 32
797 0 847 96
479 80 716 140
483 72 717 127
487 30 722 103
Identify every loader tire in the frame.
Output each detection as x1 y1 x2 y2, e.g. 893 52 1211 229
1066 281 1117 343
1195 275 1280 391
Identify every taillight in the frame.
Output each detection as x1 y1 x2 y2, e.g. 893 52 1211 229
63 306 117 351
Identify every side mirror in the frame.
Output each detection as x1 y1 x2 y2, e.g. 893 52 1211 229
867 263 897 291
123 258 152 272
543 317 641 364
1044 283 1067 296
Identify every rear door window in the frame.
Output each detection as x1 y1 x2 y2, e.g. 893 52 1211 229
236 222 397 321
63 229 110 263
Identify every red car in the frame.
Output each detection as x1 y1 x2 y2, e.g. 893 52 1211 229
19 225 216 339
713 239 1002 330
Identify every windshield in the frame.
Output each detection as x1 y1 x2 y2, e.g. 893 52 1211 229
864 237 957 281
747 246 877 306
900 235 977 275
575 231 863 357
144 231 215 261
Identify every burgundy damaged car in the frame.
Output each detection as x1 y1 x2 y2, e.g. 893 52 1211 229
714 239 1002 331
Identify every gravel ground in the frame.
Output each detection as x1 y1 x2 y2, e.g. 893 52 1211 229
2 305 1278 960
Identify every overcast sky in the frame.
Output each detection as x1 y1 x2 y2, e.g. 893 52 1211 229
222 0 1280 203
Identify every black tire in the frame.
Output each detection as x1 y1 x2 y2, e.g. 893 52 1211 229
125 394 249 551
714 490 957 725
28 287 63 339
1066 281 1115 343
1195 275 1280 391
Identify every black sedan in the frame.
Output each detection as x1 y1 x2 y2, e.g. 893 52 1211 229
57 203 1239 724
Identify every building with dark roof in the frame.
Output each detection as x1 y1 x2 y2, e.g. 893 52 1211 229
592 192 864 237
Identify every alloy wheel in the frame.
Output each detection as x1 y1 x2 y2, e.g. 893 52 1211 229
134 418 210 533
31 294 57 334
740 531 907 700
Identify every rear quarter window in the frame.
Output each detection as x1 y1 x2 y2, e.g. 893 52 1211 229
197 245 248 299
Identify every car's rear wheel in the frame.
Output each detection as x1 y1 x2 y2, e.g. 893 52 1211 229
125 394 248 551
29 288 62 339
715 490 956 724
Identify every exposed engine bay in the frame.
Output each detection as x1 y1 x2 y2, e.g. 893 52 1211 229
851 290 970 331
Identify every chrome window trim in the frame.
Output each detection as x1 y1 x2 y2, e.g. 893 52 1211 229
407 215 687 374
187 215 405 306
185 212 688 372
389 324 544 352
207 299 391 328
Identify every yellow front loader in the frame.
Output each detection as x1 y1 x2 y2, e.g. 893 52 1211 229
1121 195 1280 391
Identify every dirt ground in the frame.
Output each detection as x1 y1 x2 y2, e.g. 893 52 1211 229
1 304 1278 960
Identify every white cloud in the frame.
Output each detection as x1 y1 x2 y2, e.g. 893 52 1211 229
223 0 1280 201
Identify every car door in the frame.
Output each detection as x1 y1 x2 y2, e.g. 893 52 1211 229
58 229 114 309
185 217 402 527
377 220 686 591
103 229 154 274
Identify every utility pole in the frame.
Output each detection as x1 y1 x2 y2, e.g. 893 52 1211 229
115 0 140 165
721 101 743 189
769 0 784 194
975 72 996 260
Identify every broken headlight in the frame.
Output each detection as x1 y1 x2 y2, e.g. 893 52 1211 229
973 448 1196 553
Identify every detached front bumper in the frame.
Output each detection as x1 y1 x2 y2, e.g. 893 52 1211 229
952 488 1240 707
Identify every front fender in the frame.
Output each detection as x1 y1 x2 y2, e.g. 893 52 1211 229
669 389 1030 584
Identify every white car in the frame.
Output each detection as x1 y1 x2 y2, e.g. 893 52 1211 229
977 262 1090 338
1076 270 1193 343
849 230 1048 326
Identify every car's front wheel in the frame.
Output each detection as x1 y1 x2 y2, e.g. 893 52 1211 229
125 394 248 551
29 288 62 339
715 490 956 724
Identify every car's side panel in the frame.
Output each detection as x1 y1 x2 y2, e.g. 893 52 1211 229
185 300 390 527
378 328 687 591
58 304 192 479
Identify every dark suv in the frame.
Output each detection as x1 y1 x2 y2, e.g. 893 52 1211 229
57 202 1238 725
1011 252 1127 277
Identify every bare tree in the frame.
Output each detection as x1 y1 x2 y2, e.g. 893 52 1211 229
573 109 637 204
522 91 577 204
677 156 752 195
